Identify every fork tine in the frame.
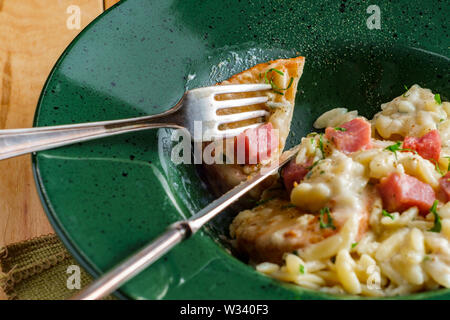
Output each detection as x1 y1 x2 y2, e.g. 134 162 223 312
209 84 272 94
215 96 268 109
214 123 263 139
217 110 269 125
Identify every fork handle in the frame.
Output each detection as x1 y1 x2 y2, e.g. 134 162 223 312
0 108 183 161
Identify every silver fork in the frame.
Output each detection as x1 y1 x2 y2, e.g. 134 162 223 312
0 84 271 160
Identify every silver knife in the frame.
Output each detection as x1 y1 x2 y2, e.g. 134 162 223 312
70 145 300 300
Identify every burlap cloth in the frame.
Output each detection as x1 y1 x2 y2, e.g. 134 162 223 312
0 234 117 300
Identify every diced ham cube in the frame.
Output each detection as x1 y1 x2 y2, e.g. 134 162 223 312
281 159 312 193
235 123 279 164
403 129 441 162
325 118 372 153
439 172 450 202
378 172 436 215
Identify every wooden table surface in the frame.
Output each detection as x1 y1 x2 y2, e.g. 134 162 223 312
0 0 119 248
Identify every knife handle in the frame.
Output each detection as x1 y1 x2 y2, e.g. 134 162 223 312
69 146 300 300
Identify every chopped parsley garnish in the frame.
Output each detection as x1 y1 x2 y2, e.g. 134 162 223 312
401 148 418 155
335 127 347 132
384 141 417 159
423 256 431 262
429 200 441 233
434 160 444 176
272 89 284 95
269 68 284 76
445 156 450 172
319 207 336 230
285 77 294 90
319 134 325 158
307 160 320 170
305 161 321 179
403 85 409 97
385 141 402 153
263 68 294 95
434 93 442 105
382 209 395 220
385 141 402 159
305 160 322 179
255 197 274 206
299 264 305 274
351 242 359 249
305 170 313 179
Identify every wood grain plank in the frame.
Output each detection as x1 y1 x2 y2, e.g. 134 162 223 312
0 0 105 247
104 0 120 10
0 0 121 300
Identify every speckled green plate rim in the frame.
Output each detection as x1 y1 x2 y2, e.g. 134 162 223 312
32 159 129 300
31 0 129 299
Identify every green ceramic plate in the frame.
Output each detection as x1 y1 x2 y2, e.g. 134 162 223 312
34 0 449 299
